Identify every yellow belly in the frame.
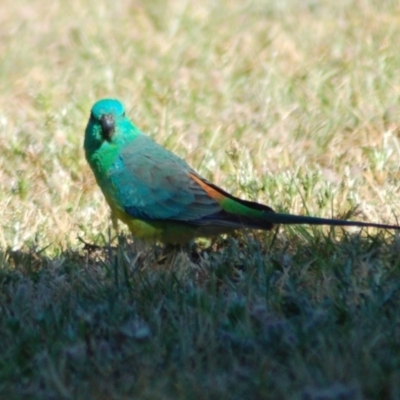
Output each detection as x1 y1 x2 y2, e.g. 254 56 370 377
111 204 198 244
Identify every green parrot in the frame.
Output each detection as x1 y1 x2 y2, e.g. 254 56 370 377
84 98 399 244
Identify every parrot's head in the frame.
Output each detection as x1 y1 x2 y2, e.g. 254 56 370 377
85 98 125 145
84 99 137 157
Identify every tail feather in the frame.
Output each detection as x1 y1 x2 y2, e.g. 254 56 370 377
193 175 400 231
199 207 400 231
259 211 400 230
208 196 399 231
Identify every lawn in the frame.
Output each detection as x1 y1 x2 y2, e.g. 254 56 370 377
1 0 400 398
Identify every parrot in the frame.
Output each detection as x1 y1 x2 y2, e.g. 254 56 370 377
84 98 400 244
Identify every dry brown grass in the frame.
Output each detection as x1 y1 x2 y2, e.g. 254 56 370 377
1 0 399 250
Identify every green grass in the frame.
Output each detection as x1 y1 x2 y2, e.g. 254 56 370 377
1 0 400 398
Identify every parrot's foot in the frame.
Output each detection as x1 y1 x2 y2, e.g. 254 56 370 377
78 236 118 253
156 244 183 267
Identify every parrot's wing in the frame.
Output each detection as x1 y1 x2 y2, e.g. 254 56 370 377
108 136 225 223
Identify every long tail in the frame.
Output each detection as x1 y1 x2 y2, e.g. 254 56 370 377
258 211 400 230
193 175 400 231
215 193 399 231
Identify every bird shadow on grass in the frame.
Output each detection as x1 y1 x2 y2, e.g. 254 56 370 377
1 228 400 399
2 226 400 317
3 226 400 293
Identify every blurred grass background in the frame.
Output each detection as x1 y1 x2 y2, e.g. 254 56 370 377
1 0 399 249
1 0 400 398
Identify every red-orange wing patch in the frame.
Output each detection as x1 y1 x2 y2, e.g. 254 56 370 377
189 173 226 202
